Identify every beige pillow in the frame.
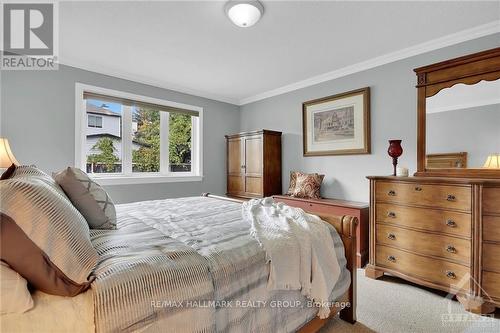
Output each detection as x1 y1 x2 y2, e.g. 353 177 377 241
0 261 33 314
286 171 299 195
292 173 324 199
53 167 116 230
0 174 98 296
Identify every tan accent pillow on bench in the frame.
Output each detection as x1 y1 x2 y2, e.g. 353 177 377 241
286 171 324 199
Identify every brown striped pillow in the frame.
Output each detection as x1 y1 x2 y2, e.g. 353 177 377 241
0 172 98 296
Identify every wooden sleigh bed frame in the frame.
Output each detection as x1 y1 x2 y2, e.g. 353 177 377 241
202 194 358 332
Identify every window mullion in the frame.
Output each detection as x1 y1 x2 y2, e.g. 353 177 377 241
160 112 170 175
122 105 133 176
191 116 198 176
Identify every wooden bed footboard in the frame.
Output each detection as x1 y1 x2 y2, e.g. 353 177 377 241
201 194 358 331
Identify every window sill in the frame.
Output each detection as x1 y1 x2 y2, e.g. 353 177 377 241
90 174 203 186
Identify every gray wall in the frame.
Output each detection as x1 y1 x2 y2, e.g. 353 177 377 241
0 64 240 203
427 104 500 168
239 34 500 203
2 35 499 204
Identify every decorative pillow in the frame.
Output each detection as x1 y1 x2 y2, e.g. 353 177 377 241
11 165 68 198
292 173 324 199
0 176 98 296
0 261 34 314
53 167 116 230
286 171 299 195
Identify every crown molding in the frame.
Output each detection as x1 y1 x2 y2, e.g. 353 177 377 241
238 20 500 105
58 58 240 105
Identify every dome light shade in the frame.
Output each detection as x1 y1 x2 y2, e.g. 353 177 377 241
225 1 264 28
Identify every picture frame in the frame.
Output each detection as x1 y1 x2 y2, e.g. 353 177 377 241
302 87 370 156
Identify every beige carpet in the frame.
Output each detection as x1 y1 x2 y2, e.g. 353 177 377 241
320 269 500 333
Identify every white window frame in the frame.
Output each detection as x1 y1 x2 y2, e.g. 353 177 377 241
75 83 203 185
87 115 103 128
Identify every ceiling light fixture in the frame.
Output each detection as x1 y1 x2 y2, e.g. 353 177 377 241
225 1 264 28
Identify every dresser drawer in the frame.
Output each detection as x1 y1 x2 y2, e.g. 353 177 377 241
483 271 500 300
483 216 500 242
483 243 500 273
376 224 470 264
483 187 500 215
376 203 471 238
376 182 471 211
376 245 469 291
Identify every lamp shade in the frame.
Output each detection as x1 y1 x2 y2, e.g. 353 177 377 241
0 138 19 168
483 154 500 169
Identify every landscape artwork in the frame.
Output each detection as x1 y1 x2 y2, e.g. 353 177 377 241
313 106 355 142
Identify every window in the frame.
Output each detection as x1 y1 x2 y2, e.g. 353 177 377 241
75 84 203 185
87 115 103 128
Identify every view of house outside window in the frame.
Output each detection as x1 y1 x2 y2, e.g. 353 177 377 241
86 100 123 173
85 99 192 174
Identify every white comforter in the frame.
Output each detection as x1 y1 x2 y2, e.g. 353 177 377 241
242 198 341 319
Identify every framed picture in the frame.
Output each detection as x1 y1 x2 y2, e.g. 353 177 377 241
302 87 370 156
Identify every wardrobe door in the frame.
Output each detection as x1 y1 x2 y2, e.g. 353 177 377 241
227 137 244 195
244 135 263 196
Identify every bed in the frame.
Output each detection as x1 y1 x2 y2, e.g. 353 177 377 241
1 194 357 333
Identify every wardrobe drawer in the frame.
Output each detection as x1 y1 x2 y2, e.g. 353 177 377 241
483 216 500 242
375 182 471 211
483 187 500 215
376 245 469 291
376 203 471 238
376 224 470 264
483 243 500 273
483 271 500 300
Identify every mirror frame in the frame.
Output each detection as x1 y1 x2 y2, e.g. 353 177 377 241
414 47 500 179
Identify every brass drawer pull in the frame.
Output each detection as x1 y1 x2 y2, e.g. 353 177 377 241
447 195 456 202
387 212 396 218
387 233 396 240
445 271 456 279
388 190 396 196
446 220 456 227
414 186 422 192
387 255 396 262
446 245 457 253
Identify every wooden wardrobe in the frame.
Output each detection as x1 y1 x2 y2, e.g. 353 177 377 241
225 130 282 199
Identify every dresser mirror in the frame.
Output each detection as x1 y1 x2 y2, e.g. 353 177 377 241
414 47 500 178
426 79 500 169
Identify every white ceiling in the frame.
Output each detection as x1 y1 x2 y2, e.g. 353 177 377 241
59 1 500 105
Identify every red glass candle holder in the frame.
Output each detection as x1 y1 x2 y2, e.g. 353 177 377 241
388 140 403 176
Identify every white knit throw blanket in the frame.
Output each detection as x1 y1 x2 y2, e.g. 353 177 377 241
242 198 341 319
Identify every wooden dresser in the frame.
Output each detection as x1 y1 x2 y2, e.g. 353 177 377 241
366 176 500 313
273 195 369 268
225 130 282 199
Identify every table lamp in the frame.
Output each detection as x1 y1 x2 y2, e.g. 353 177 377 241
483 154 500 169
0 138 19 172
